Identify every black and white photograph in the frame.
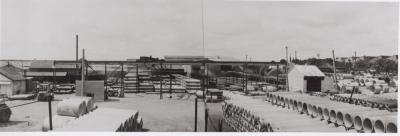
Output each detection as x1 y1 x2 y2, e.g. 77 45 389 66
0 0 398 135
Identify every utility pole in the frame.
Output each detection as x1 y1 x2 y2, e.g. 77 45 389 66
332 50 338 91
285 46 289 92
76 35 79 81
81 49 85 96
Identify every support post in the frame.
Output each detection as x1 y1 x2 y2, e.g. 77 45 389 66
205 108 209 132
245 63 248 95
332 50 338 91
136 64 139 93
105 63 107 96
218 119 223 132
120 63 124 97
169 64 172 95
276 64 279 90
81 49 85 96
194 98 198 132
48 97 53 130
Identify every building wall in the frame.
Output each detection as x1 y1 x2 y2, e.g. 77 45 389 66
288 69 305 92
0 74 12 95
12 80 26 94
76 80 105 102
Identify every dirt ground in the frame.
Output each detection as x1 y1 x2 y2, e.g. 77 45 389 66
0 93 233 132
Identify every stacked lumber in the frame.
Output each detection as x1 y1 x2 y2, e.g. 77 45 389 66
266 92 397 133
172 74 201 93
56 107 142 132
223 91 346 132
331 94 397 112
124 73 138 93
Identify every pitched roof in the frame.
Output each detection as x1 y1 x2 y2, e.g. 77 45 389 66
290 65 325 77
0 64 25 80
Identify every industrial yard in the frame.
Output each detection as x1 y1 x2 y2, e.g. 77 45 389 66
0 0 398 134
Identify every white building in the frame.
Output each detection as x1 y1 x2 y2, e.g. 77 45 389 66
288 65 325 93
0 65 26 96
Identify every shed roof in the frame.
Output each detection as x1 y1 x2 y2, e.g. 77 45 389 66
0 65 25 80
290 65 325 77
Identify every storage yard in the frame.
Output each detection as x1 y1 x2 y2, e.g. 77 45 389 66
0 56 398 133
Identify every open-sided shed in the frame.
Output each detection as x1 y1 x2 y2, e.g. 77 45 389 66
288 65 325 93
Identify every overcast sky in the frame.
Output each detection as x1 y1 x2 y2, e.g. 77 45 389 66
1 0 398 61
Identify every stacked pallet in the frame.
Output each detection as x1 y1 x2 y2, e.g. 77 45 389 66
266 92 397 133
56 107 143 132
331 94 397 112
223 91 346 132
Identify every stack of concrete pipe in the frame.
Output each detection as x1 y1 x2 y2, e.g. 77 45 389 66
331 94 397 112
56 107 142 132
223 91 346 132
42 97 97 131
265 92 397 133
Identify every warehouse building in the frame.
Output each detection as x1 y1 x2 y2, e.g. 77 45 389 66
288 65 325 93
0 64 28 96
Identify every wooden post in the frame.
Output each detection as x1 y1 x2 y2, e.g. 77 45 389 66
81 49 85 96
332 50 338 91
194 98 198 132
170 64 172 95
48 97 53 130
218 119 223 132
202 63 206 99
205 108 209 132
120 63 124 97
136 64 139 93
104 63 108 98
245 63 248 95
276 64 279 90
160 75 163 99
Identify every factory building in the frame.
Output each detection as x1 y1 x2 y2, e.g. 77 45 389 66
288 65 325 93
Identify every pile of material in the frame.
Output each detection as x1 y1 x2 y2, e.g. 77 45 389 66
124 73 138 93
266 92 397 133
331 94 397 112
56 107 142 132
42 96 96 131
223 91 346 132
8 94 36 100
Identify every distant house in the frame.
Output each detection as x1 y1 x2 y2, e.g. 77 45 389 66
0 65 28 96
288 65 325 93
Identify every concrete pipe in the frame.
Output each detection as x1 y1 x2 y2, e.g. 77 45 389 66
302 103 309 115
280 97 285 107
373 116 397 133
336 111 345 126
362 118 374 133
344 113 354 129
296 101 303 113
289 99 294 110
292 100 298 111
354 116 363 131
386 122 397 133
284 98 290 109
306 104 314 117
329 110 337 124
315 106 323 120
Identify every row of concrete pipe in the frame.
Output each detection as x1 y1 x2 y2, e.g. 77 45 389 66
330 94 397 112
265 92 397 133
223 92 346 132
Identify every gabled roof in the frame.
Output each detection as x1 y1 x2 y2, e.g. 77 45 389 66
0 64 25 80
290 65 325 77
